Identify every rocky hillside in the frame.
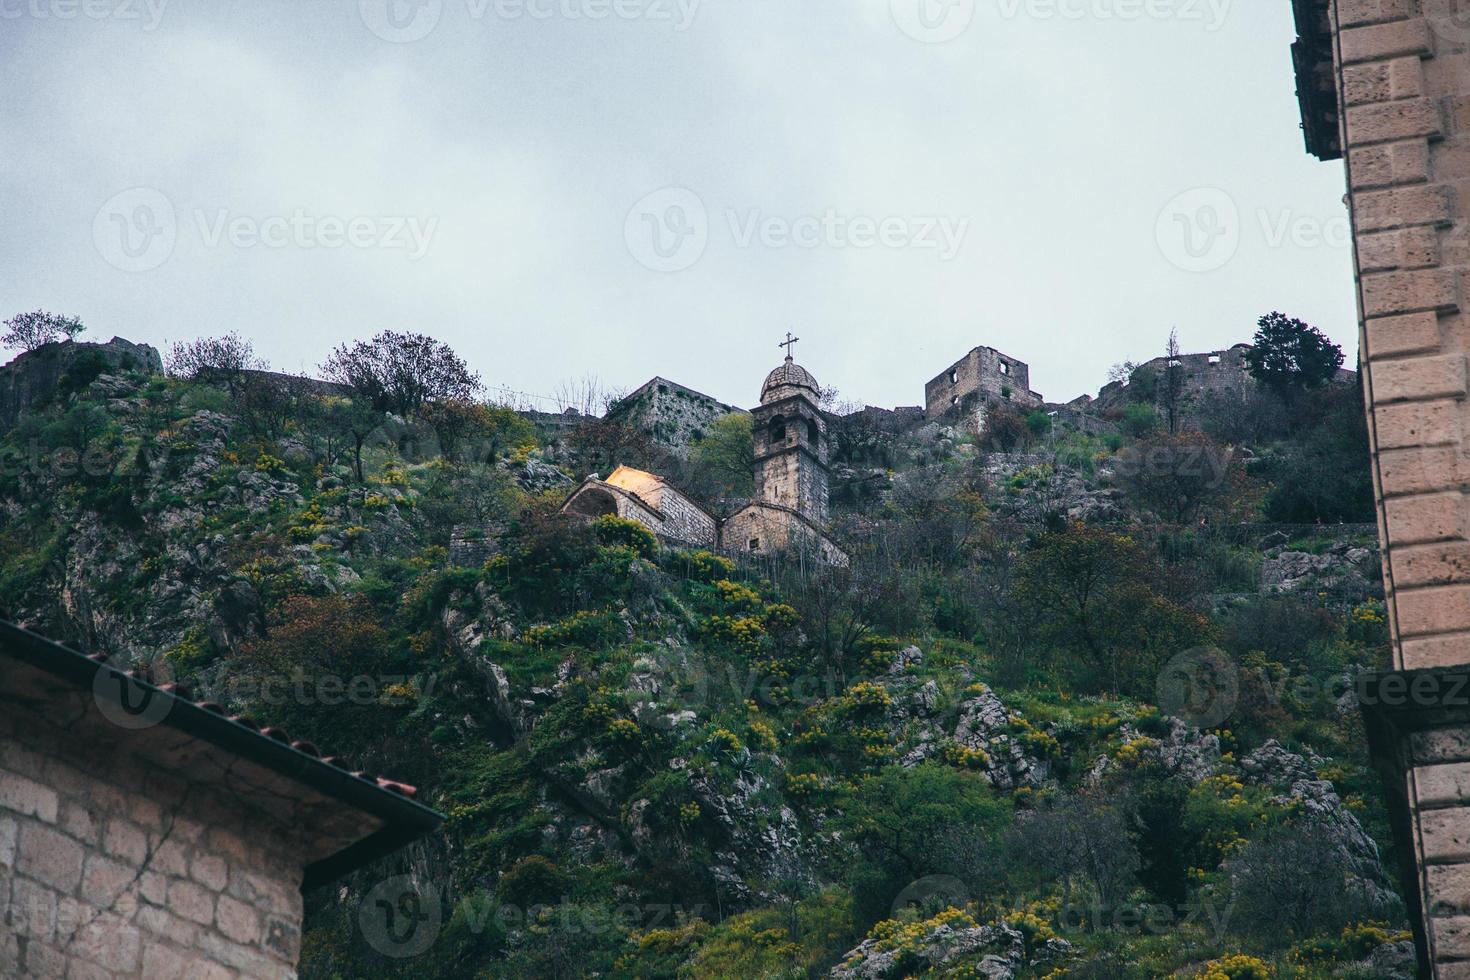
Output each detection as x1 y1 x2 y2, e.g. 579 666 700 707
0 338 1409 979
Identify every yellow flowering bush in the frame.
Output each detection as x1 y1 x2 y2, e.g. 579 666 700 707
1200 954 1273 979
705 615 767 656
941 744 991 770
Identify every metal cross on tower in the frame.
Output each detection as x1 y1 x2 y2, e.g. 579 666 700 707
779 332 800 360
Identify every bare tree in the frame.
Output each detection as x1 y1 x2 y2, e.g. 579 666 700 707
1007 792 1139 910
1161 328 1185 435
3 310 85 352
553 374 626 417
322 331 481 417
166 333 267 395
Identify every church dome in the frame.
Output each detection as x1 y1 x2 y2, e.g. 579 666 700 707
761 358 819 404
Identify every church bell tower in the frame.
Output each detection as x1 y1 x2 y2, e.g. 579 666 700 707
751 334 829 521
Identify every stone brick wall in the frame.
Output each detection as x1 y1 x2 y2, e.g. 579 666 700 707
604 377 745 455
924 347 1043 421
0 698 306 978
1330 0 1470 973
722 503 848 567
654 485 720 547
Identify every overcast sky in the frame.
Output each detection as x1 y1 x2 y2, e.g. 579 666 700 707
0 0 1357 411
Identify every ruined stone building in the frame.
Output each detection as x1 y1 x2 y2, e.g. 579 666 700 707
602 376 746 455
1289 2 1470 974
924 346 1044 429
561 347 847 566
0 620 441 978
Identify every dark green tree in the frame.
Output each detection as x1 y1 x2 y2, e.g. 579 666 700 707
1245 312 1344 396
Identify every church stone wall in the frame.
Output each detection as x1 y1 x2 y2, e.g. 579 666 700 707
0 698 306 979
756 448 828 520
652 487 719 548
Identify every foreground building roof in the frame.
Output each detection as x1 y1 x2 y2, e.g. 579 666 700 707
0 619 443 889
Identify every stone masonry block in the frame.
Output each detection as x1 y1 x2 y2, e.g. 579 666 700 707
1371 353 1468 400
17 822 84 893
1336 0 1417 28
1385 491 1466 543
1355 184 1454 231
1392 541 1470 587
1378 445 1461 495
1359 225 1441 272
1375 397 1463 447
1424 806 1470 861
1351 141 1432 189
1396 583 1470 636
1341 19 1433 64
1367 311 1442 358
1428 861 1470 916
1362 269 1460 318
1418 762 1470 806
1403 632 1470 668
1348 98 1442 145
1345 56 1426 105
0 770 59 824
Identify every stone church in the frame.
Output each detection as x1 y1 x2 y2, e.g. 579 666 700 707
562 342 848 566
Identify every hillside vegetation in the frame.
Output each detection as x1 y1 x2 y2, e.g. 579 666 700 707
0 324 1410 979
